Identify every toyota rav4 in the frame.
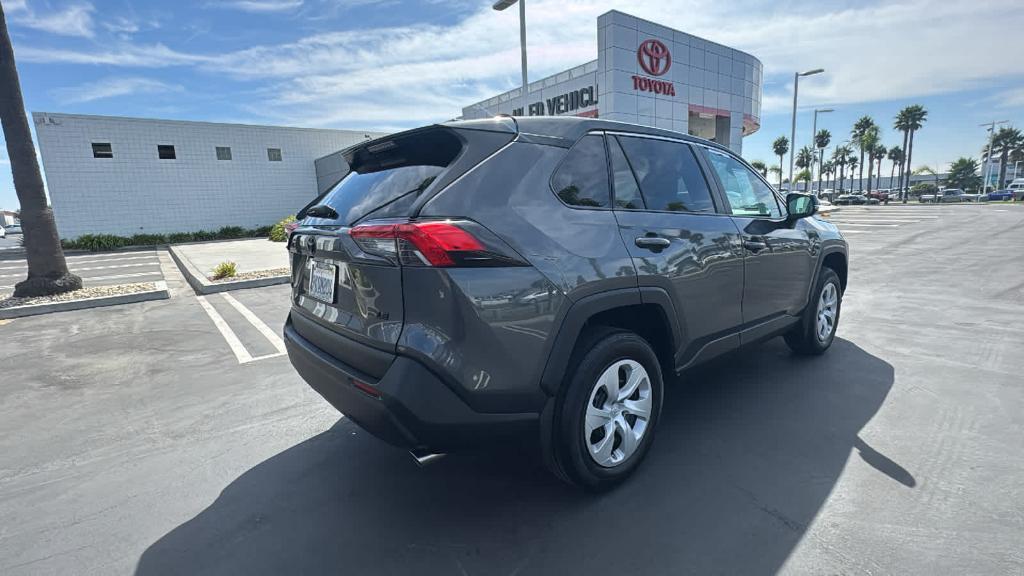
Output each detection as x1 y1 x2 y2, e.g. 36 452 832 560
284 117 848 490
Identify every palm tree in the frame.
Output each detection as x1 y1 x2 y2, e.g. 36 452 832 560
946 157 981 192
768 165 782 186
888 146 904 190
847 155 859 194
895 105 928 203
821 160 834 191
795 146 814 191
860 127 880 192
872 143 887 191
831 145 849 194
851 116 876 192
914 165 941 201
749 160 769 178
814 129 831 195
0 6 82 296
772 136 789 190
982 127 1023 189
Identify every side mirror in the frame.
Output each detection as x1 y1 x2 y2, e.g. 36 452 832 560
786 193 816 220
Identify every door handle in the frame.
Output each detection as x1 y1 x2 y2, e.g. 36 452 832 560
743 237 768 253
635 236 671 250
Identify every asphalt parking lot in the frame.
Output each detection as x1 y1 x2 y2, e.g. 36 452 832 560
1 204 1022 575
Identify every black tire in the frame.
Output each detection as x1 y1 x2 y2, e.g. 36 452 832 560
785 267 842 355
544 328 664 491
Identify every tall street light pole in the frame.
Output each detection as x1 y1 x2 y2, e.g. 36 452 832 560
789 68 825 188
811 108 833 194
493 0 529 117
979 120 1008 192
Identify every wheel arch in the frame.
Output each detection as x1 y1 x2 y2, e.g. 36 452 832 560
538 287 682 396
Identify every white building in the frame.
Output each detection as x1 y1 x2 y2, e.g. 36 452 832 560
33 112 386 239
462 10 763 153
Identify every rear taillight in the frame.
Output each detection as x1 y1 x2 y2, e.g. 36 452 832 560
350 220 524 267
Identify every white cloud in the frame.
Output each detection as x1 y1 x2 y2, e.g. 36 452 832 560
210 0 304 12
102 17 140 35
991 88 1024 110
6 1 96 38
17 43 212 67
51 77 185 104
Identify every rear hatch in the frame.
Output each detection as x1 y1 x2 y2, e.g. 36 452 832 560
289 121 517 374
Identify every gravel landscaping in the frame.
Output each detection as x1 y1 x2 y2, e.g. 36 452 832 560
209 267 289 283
0 282 158 309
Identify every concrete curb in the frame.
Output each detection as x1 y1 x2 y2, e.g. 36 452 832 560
0 281 170 319
168 244 289 295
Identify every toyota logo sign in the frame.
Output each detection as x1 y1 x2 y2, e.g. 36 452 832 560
637 39 671 76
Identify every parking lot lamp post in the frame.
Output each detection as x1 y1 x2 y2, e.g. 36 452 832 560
789 68 825 186
493 0 529 117
811 108 833 194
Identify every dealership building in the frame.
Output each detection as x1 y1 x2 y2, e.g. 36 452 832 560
34 11 762 240
463 10 763 154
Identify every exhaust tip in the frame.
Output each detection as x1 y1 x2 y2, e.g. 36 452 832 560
410 448 446 467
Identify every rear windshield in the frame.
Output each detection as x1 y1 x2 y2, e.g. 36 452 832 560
304 127 463 226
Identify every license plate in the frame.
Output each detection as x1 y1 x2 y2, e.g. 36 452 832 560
307 261 337 304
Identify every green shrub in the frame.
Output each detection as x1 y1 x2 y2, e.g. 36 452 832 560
217 225 247 239
62 222 281 251
269 215 296 242
211 261 238 280
911 182 938 196
129 233 168 246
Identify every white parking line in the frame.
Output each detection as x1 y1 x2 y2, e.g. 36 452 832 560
833 223 900 227
0 262 160 277
0 256 159 271
195 293 286 364
0 271 161 289
196 295 253 364
221 293 287 355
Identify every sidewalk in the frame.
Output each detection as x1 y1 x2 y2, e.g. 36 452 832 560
169 239 290 294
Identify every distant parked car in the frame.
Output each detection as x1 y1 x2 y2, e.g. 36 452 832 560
868 189 889 202
1006 180 1024 201
988 190 1014 201
4 223 22 234
835 193 865 205
921 189 966 203
0 225 5 239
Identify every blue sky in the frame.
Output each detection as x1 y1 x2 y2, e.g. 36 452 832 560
2 0 1023 210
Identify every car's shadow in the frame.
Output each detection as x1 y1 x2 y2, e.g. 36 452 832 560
135 337 902 575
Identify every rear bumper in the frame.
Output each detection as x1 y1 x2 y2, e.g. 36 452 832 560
284 317 538 451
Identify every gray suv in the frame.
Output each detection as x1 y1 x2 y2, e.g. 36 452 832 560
284 117 848 489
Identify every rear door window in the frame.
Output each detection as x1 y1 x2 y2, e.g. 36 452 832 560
608 136 644 209
615 136 716 213
551 135 610 208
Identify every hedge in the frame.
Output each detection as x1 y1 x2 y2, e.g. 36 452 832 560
62 223 280 252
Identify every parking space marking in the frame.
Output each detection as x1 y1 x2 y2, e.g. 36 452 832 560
195 293 287 364
0 255 159 271
0 271 163 290
221 293 287 355
0 263 160 278
832 223 900 227
196 295 254 364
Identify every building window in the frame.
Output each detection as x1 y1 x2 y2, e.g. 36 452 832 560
157 145 176 160
267 148 282 162
216 146 232 160
91 143 113 159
